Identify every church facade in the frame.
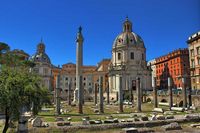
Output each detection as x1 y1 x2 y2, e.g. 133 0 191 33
108 18 152 100
30 40 53 91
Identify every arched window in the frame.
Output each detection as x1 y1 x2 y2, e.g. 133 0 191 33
130 52 134 60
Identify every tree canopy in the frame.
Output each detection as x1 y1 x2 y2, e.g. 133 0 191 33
0 43 51 133
0 42 10 53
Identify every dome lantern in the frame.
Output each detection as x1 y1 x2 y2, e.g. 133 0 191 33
31 39 51 64
113 17 145 48
37 39 45 54
123 16 132 32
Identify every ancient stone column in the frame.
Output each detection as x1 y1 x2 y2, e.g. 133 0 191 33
76 26 84 114
18 106 28 133
119 76 123 112
94 83 98 105
136 77 142 112
130 80 134 106
106 82 110 104
168 77 173 110
99 76 104 113
55 74 61 115
188 87 192 107
68 78 71 105
131 90 134 107
130 88 133 104
116 91 119 101
182 77 187 108
153 77 158 108
143 78 147 103
78 76 83 114
141 77 146 103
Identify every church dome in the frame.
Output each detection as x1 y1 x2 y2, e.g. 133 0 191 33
113 17 144 48
31 53 51 64
30 41 51 64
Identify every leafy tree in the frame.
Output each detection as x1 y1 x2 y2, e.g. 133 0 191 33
0 42 10 53
0 44 51 133
0 42 10 64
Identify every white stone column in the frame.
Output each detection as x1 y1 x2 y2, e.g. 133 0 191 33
99 76 104 113
126 75 128 90
68 78 71 105
118 75 123 113
153 77 158 108
55 74 61 115
76 27 84 114
168 77 173 109
182 77 187 108
136 77 141 112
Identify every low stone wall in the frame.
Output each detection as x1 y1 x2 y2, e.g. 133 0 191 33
54 117 200 132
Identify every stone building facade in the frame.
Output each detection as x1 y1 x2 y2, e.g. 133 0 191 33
155 48 190 89
30 40 53 91
108 18 152 100
187 31 200 89
52 65 61 91
59 63 97 100
52 59 110 100
95 59 110 91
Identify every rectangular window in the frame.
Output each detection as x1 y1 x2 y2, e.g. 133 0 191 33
197 47 200 55
44 68 48 75
118 53 121 60
193 78 195 83
130 52 134 60
34 68 39 73
142 53 144 60
191 60 195 68
191 49 194 57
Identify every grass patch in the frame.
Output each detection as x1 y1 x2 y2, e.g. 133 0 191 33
42 117 56 122
0 124 3 133
37 102 166 122
38 110 55 116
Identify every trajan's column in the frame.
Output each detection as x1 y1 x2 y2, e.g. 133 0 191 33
75 26 84 114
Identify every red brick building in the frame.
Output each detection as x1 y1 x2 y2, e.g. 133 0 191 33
155 48 190 89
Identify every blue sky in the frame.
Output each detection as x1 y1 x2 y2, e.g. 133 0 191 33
0 0 199 66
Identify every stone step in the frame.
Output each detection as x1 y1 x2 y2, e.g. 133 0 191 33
170 107 184 112
153 108 164 113
122 127 138 133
